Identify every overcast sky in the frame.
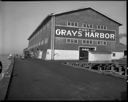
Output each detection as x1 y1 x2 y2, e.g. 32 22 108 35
0 1 126 55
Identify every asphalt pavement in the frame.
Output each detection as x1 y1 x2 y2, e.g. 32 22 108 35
5 58 127 101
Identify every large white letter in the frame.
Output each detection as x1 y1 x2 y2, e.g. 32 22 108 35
66 30 72 36
110 34 115 40
56 29 61 35
105 33 110 39
95 32 99 38
85 32 90 37
61 29 66 36
100 33 104 38
78 31 82 37
72 30 77 36
90 32 95 38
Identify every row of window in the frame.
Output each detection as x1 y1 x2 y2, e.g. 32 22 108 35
29 38 48 49
29 26 46 44
66 38 108 45
67 21 107 30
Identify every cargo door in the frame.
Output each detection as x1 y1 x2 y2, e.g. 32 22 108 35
79 47 88 60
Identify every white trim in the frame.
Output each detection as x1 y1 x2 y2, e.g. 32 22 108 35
78 46 96 51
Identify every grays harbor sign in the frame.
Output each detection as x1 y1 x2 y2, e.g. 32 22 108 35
55 25 116 41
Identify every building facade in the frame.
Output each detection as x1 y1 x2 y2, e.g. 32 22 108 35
27 8 122 61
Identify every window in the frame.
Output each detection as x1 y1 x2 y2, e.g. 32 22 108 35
74 39 78 44
74 22 78 27
101 25 104 29
103 26 107 30
82 24 87 28
41 40 44 45
97 41 100 45
67 21 78 27
71 22 74 26
86 40 90 44
96 25 107 30
87 24 90 28
66 38 78 44
71 39 74 43
82 24 93 28
113 53 116 57
97 25 101 29
103 41 107 45
67 22 71 26
90 24 93 28
66 38 71 43
82 40 86 44
90 40 93 44
45 38 48 44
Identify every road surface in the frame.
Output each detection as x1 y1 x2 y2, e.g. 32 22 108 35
5 58 127 100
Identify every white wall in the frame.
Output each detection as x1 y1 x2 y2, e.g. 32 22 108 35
45 49 112 61
111 52 124 60
89 52 111 61
54 50 79 60
45 49 79 60
45 49 125 61
37 50 43 59
45 49 52 60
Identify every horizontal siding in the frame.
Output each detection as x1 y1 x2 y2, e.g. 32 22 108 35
55 9 119 52
54 37 112 52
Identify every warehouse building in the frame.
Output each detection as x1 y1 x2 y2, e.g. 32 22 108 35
27 7 123 61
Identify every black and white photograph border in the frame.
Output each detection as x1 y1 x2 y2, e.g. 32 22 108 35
0 0 127 101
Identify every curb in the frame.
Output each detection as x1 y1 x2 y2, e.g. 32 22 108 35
2 58 15 100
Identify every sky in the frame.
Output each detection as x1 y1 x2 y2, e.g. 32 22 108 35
0 1 126 55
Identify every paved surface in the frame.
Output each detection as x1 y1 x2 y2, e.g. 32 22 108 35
0 58 14 101
5 58 127 101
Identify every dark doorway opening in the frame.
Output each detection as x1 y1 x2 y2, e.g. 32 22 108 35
79 46 95 61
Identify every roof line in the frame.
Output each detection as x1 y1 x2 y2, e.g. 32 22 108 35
27 14 53 40
28 7 122 40
52 7 122 26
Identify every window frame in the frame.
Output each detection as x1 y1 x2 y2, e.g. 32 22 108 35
82 39 86 44
113 53 116 57
66 38 71 44
103 41 107 45
74 39 78 44
89 40 93 45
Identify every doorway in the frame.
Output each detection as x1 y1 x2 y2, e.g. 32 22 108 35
79 46 95 60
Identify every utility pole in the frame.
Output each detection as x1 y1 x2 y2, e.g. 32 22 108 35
51 14 55 60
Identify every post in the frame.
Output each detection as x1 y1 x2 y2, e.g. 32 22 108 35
51 15 55 60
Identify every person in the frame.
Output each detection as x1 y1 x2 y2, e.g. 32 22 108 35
0 61 2 73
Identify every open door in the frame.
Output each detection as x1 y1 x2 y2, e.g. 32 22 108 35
79 47 88 60
79 46 95 61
